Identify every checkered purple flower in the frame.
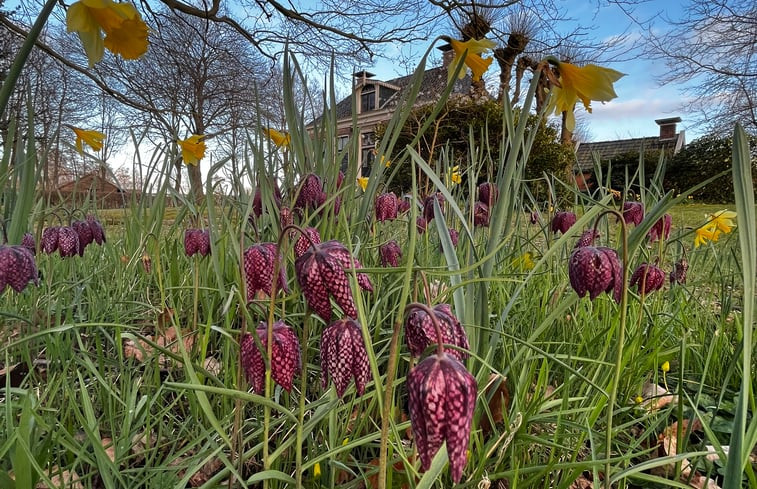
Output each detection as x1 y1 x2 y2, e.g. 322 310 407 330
416 217 427 235
56 226 80 258
294 227 321 259
320 318 370 397
252 184 282 217
574 229 600 248
0 245 39 293
72 220 94 256
551 211 576 234
86 215 106 245
379 240 402 267
243 242 289 302
478 182 499 207
473 202 490 227
405 304 469 361
184 229 211 257
407 352 477 483
568 246 622 302
670 258 688 285
648 213 672 242
22 233 36 254
621 202 644 227
423 193 445 222
294 173 326 212
630 262 665 294
375 192 399 222
240 321 301 393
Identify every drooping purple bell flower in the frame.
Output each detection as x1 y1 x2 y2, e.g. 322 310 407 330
279 206 294 235
240 321 301 393
478 182 499 207
294 227 321 259
568 246 622 302
473 202 490 228
243 242 289 302
379 240 402 267
448 228 459 247
630 262 665 294
647 214 672 242
405 304 469 361
86 215 106 245
72 220 94 256
621 202 644 227
295 240 369 321
320 318 370 397
22 233 36 254
375 192 399 222
42 227 60 254
0 245 39 293
397 197 412 214
670 258 688 285
574 229 600 248
529 210 540 225
184 229 211 257
252 184 282 217
56 226 80 258
422 193 445 222
416 217 427 235
407 352 477 483
551 211 577 234
294 173 326 212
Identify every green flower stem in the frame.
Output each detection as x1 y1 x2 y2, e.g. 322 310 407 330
295 313 311 488
0 0 57 119
601 209 629 489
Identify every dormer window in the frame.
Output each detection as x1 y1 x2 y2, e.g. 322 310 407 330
360 85 376 112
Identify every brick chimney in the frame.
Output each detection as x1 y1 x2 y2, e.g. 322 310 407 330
438 43 454 68
655 117 681 140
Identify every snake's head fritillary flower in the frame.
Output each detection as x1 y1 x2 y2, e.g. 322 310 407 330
648 214 672 242
57 226 80 258
252 184 282 218
423 193 445 222
530 210 540 225
416 217 428 235
379 240 402 267
569 246 622 302
321 318 370 397
177 135 205 166
184 229 210 257
0 245 39 293
295 240 363 321
86 214 106 244
574 229 600 248
73 220 94 256
551 211 576 234
405 304 469 361
240 321 301 393
294 173 325 212
621 202 644 227
407 352 477 482
397 197 412 214
42 227 60 254
473 202 489 228
70 126 105 154
66 0 149 66
375 192 399 222
294 227 322 259
670 258 688 285
243 242 288 302
546 60 625 132
478 182 499 207
22 233 36 254
447 228 459 247
279 206 294 235
630 263 665 295
444 36 496 83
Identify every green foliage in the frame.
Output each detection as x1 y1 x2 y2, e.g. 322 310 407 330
665 133 757 202
377 98 573 194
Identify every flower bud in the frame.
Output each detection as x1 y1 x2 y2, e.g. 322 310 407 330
630 262 665 294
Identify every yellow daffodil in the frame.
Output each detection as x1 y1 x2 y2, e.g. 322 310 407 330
706 210 737 234
661 361 670 373
694 225 720 248
634 395 644 404
547 60 625 131
357 177 369 191
446 165 461 186
313 462 321 480
71 126 105 154
446 37 496 83
177 135 206 166
67 0 149 67
381 155 391 168
264 128 290 148
512 252 535 271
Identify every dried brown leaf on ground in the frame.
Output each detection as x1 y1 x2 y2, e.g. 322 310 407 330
33 466 83 489
481 374 511 437
123 325 196 366
568 474 593 489
101 437 116 463
652 419 721 489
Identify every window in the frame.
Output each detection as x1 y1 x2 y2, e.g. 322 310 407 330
360 85 376 112
360 131 375 176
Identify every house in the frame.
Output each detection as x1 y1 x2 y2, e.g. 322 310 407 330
48 169 126 208
574 117 686 190
325 46 472 176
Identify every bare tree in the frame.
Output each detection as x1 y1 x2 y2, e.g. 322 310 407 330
639 0 756 135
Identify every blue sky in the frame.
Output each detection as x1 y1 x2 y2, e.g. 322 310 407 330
363 1 701 143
